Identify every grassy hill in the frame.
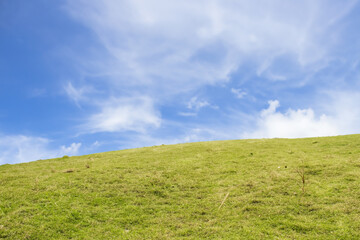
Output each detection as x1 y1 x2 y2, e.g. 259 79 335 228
1 135 360 239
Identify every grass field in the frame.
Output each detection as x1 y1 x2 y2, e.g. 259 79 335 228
1 134 360 239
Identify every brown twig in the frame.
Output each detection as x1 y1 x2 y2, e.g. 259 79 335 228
218 192 230 210
296 166 306 194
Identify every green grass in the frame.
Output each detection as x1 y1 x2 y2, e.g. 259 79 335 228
1 134 360 239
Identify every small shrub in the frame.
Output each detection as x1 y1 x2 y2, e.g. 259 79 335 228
297 167 306 194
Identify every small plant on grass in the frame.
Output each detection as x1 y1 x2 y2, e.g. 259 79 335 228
296 158 306 194
297 167 306 194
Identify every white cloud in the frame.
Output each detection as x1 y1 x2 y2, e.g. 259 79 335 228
187 97 210 110
60 142 82 155
0 135 81 165
231 88 247 99
178 96 217 117
178 112 197 117
261 100 280 117
321 91 360 134
65 82 83 106
64 82 95 107
92 140 100 147
65 0 356 92
243 100 340 139
197 91 360 140
83 97 161 133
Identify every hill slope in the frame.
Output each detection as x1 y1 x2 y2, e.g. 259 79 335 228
1 135 360 239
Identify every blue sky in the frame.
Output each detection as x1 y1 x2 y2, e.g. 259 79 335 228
1 0 360 164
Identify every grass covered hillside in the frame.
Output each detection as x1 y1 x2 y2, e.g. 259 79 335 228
1 135 360 239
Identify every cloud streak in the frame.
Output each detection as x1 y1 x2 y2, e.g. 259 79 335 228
65 0 356 91
82 97 161 133
0 135 81 165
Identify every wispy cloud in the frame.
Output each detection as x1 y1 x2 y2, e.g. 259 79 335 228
187 97 210 111
0 135 81 164
231 88 247 99
65 0 356 92
320 91 360 134
64 82 95 107
82 97 161 133
178 112 197 117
